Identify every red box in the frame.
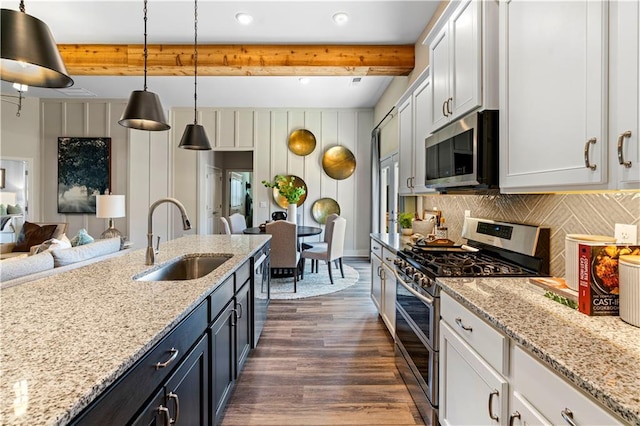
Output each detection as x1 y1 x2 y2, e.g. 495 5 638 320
578 244 640 315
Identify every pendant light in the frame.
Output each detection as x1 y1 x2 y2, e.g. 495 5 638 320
179 0 211 150
119 0 170 131
0 1 73 88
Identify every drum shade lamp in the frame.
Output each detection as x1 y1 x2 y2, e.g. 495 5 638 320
0 2 73 88
179 0 211 150
96 194 125 245
118 0 170 131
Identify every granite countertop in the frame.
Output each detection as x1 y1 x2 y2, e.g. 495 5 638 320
370 232 410 252
438 277 640 425
0 234 270 426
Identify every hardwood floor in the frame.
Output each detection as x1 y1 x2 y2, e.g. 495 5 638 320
220 259 425 426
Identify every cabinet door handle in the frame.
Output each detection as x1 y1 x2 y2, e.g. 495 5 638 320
406 177 411 188
561 408 577 426
455 317 473 332
372 245 380 250
232 309 238 326
158 405 171 426
154 348 179 370
380 268 386 280
509 411 521 426
584 138 597 170
442 100 449 117
447 97 453 115
237 302 244 319
617 130 632 168
488 390 499 422
168 392 180 425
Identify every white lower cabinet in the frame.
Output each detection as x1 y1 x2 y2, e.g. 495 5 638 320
370 238 396 336
440 321 508 426
439 292 623 426
511 346 622 426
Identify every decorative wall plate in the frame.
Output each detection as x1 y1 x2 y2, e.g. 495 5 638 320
272 175 308 208
311 198 341 224
288 129 316 156
322 145 356 180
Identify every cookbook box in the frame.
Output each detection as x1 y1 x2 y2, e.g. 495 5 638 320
578 244 640 316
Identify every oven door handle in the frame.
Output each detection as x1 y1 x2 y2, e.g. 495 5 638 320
393 268 435 305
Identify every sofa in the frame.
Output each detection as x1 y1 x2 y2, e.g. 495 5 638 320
0 222 68 260
1 237 124 289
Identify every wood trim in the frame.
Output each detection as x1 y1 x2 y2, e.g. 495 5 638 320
57 44 415 76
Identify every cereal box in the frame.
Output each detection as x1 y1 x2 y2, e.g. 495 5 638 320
578 244 640 316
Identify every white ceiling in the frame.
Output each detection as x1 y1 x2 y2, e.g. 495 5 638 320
1 1 440 109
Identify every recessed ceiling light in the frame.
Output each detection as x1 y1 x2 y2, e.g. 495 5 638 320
235 13 253 25
298 77 310 85
332 12 349 25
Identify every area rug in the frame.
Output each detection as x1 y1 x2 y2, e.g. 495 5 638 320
265 264 360 300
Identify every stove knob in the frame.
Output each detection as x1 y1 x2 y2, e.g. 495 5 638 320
393 258 404 267
404 266 415 275
417 276 430 287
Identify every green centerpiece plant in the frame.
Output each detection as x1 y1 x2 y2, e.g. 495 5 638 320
262 175 306 205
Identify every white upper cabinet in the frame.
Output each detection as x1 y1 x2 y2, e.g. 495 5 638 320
609 0 640 189
428 0 498 132
397 69 434 195
499 0 609 191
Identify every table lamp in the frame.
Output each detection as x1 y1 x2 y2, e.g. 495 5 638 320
96 194 125 246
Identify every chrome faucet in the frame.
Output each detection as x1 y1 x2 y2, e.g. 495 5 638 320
146 197 192 265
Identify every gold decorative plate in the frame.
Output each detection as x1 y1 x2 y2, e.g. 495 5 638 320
311 198 341 224
322 145 356 180
272 175 308 208
288 129 316 156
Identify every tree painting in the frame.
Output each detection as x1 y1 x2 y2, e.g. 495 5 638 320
58 137 111 214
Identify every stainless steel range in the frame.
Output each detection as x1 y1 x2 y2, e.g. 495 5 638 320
393 217 550 425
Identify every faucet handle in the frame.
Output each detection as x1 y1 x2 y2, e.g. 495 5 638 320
155 236 161 254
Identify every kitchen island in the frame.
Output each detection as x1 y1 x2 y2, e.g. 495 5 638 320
0 234 270 425
438 276 640 425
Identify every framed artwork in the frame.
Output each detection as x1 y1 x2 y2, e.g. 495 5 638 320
57 137 111 214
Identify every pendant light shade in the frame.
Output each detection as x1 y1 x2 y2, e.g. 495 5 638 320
0 6 73 88
119 0 170 131
119 90 170 131
179 124 212 150
179 0 211 151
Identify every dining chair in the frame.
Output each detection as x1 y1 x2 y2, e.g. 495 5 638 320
229 213 247 234
220 217 232 235
302 213 339 273
301 216 346 284
266 220 301 292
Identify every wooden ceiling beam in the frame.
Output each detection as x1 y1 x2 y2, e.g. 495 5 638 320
57 44 415 76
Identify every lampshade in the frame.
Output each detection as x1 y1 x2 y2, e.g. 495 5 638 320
0 192 17 206
0 7 73 88
118 90 170 131
179 124 212 150
96 195 125 219
118 0 170 132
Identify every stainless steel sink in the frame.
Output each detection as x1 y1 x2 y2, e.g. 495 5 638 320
134 254 232 281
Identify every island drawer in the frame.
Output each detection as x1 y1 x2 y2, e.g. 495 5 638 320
210 275 234 323
235 259 251 290
441 292 508 375
71 300 208 425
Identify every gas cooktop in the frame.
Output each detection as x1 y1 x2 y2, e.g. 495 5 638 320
398 217 551 278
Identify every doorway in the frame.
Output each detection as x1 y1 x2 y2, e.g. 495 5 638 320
204 166 223 234
227 171 253 227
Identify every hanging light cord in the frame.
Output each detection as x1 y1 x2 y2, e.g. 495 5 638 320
193 0 199 124
143 0 149 92
19 0 25 13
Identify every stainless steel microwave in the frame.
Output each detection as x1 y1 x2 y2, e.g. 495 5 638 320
424 109 499 191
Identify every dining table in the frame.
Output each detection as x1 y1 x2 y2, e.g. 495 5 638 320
243 225 322 238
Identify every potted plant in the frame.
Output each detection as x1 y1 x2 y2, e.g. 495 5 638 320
398 212 414 236
262 175 306 223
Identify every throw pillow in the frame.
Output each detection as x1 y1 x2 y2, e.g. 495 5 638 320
6 204 22 214
70 228 94 247
0 204 6 215
33 234 72 254
12 221 58 252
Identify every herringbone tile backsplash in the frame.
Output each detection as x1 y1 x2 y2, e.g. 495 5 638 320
420 192 640 277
